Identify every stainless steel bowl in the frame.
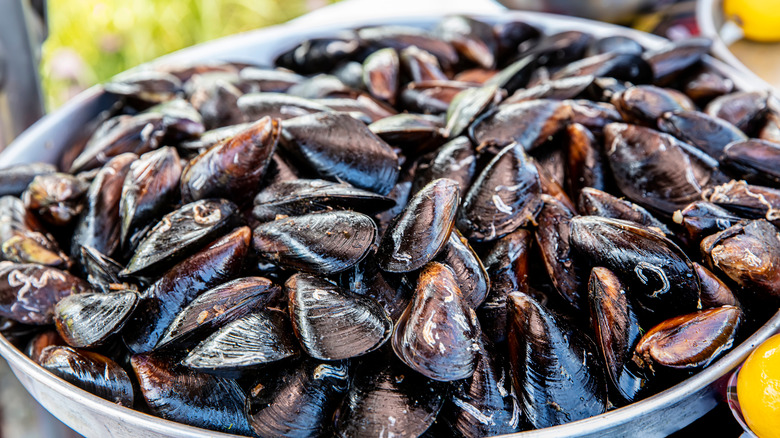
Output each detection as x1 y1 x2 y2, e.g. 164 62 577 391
1 6 778 438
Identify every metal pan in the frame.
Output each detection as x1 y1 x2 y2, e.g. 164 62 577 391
0 6 777 438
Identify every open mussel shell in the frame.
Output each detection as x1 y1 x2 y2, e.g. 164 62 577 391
123 226 250 354
53 290 138 348
181 116 280 204
252 179 395 222
253 210 376 275
701 220 780 302
634 306 741 370
72 153 137 261
121 198 239 277
40 346 134 407
588 267 648 404
183 309 299 373
119 146 182 246
22 172 89 226
507 291 608 428
570 216 701 322
440 336 524 437
377 178 459 273
246 358 349 438
334 350 448 438
0 262 90 325
26 330 66 364
157 276 281 349
392 262 481 381
458 142 542 242
436 229 490 308
703 180 780 225
478 228 531 344
286 273 391 361
281 112 400 195
604 123 701 216
131 352 254 436
0 162 56 198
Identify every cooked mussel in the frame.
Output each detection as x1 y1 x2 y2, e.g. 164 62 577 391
41 346 134 407
54 290 138 348
286 273 391 360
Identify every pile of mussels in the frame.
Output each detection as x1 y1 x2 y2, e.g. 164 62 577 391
1 15 780 437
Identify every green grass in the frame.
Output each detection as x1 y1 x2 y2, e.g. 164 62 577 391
41 0 337 109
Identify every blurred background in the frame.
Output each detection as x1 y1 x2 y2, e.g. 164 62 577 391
41 0 339 109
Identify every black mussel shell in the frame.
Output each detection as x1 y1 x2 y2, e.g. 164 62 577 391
642 38 711 85
570 216 701 322
26 330 66 364
579 187 670 235
551 52 652 84
469 99 570 152
41 346 134 407
334 350 448 438
703 180 780 225
337 253 411 321
566 123 607 202
236 93 334 121
604 123 701 216
286 273 392 360
441 336 524 437
132 352 253 435
435 16 497 69
54 290 138 348
400 45 448 83
104 70 182 104
657 110 747 159
72 153 137 261
247 358 349 438
535 194 583 310
445 84 500 139
22 172 89 226
183 309 299 373
683 66 735 101
613 85 687 126
368 113 445 153
507 292 608 428
0 196 71 268
672 200 741 243
123 227 250 353
518 30 592 68
281 112 400 195
181 116 280 204
252 179 395 222
119 146 182 245
484 56 534 95
377 178 459 272
363 47 400 105
81 246 136 293
694 262 740 309
588 267 648 403
157 277 282 349
504 75 593 104
239 66 305 93
721 139 780 186
412 136 477 195
392 262 481 381
589 35 644 56
0 262 90 325
436 229 490 308
148 97 206 139
179 122 253 152
253 210 376 275
122 199 239 277
187 76 245 130
705 90 771 135
478 228 532 344
701 220 780 302
634 306 741 370
274 36 361 74
316 94 398 123
458 142 542 242
494 20 540 61
0 162 56 198
358 26 459 68
69 113 166 174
